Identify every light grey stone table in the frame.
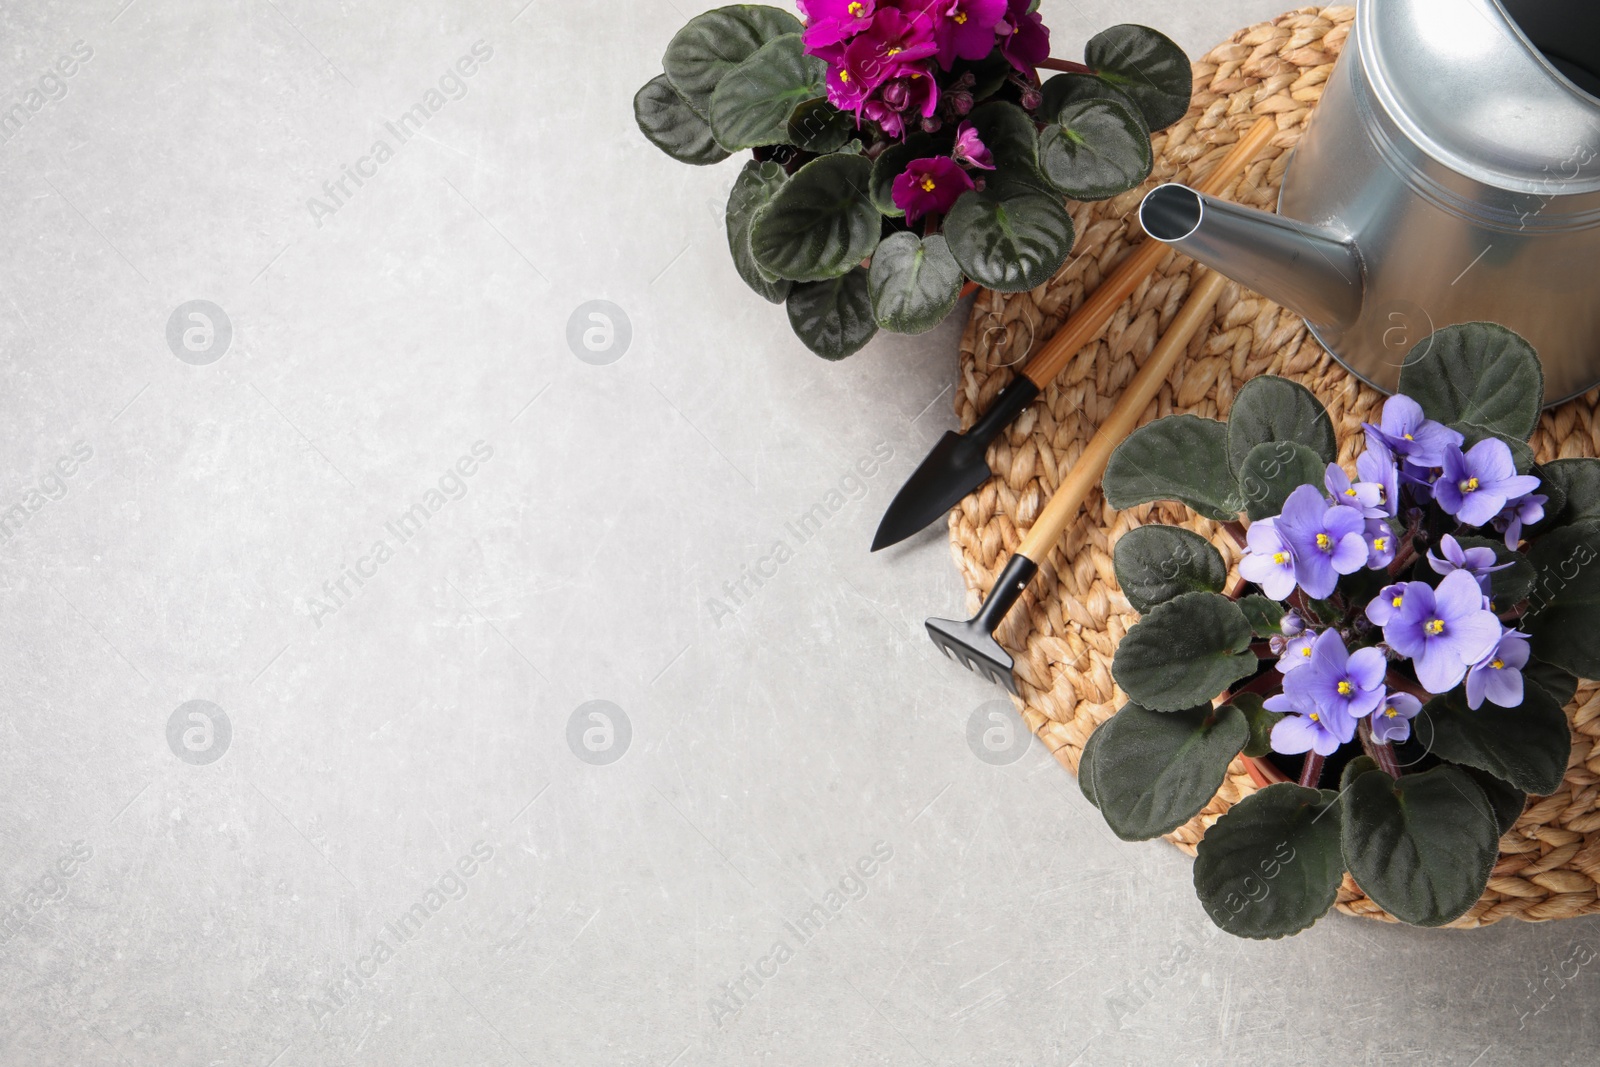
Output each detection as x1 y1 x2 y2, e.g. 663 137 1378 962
1 1 1595 1064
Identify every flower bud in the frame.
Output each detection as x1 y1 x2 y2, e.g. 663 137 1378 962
1280 611 1306 637
1019 87 1042 110
920 114 942 134
880 81 911 111
949 91 974 116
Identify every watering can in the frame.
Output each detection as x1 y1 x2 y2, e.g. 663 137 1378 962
1139 0 1600 405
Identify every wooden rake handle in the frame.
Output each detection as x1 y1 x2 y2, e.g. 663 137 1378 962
1015 269 1229 563
1016 116 1276 389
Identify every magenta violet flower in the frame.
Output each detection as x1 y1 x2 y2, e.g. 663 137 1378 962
1381 570 1503 694
1356 443 1400 517
800 0 877 52
1238 517 1298 601
843 6 938 89
1494 492 1547 549
1275 630 1317 673
1369 692 1423 744
1274 483 1367 598
1427 532 1510 594
1366 582 1409 627
935 0 1008 68
825 62 870 111
1265 692 1353 757
1283 628 1388 722
951 120 995 169
997 0 1049 73
891 156 974 222
1434 438 1542 527
1362 394 1463 469
1465 629 1531 709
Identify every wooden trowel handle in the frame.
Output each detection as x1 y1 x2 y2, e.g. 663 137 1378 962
1018 117 1276 389
1016 269 1228 564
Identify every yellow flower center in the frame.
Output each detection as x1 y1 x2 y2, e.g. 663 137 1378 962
839 70 851 83
1309 712 1321 722
1459 476 1480 493
1344 487 1357 497
1272 551 1290 565
1403 433 1414 441
1316 533 1332 551
955 11 968 23
1300 645 1312 658
848 1 864 13
1426 618 1445 635
1391 594 1404 608
887 45 903 55
1374 537 1389 551
1384 705 1399 718
1491 658 1505 670
1337 680 1353 696
920 176 936 192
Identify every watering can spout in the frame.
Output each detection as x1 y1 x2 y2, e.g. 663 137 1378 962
1139 184 1364 335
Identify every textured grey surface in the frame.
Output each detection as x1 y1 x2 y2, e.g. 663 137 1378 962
1 1 1597 1064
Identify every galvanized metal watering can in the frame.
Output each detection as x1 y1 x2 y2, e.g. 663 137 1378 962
1139 0 1600 405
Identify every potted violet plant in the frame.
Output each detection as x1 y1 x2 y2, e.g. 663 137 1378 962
1080 322 1600 937
633 2 1192 357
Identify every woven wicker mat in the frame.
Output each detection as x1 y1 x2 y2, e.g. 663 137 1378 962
950 6 1600 926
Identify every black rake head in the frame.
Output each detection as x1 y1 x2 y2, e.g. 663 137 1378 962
923 553 1039 694
925 615 1018 693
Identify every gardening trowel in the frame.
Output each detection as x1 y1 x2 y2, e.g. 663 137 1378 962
871 117 1276 552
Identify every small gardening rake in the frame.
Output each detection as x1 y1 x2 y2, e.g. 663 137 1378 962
928 268 1230 692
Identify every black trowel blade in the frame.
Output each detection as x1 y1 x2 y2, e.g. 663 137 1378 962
871 430 994 551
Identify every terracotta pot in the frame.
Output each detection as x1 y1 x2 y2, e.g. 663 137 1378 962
1242 755 1292 789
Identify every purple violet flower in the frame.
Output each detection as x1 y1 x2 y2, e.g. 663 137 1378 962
1362 394 1463 468
891 156 974 222
1356 443 1400 517
1369 692 1423 744
1238 517 1297 602
1363 517 1396 569
1433 438 1542 527
950 120 995 169
1275 483 1367 598
1283 628 1388 721
1275 631 1317 673
1366 582 1410 627
1427 532 1510 594
934 0 1008 68
1465 629 1531 709
1494 491 1547 549
1382 570 1503 694
997 0 1049 73
1325 462 1386 518
1265 692 1353 757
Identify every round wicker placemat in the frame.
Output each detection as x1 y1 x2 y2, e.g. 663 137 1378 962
950 5 1600 926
